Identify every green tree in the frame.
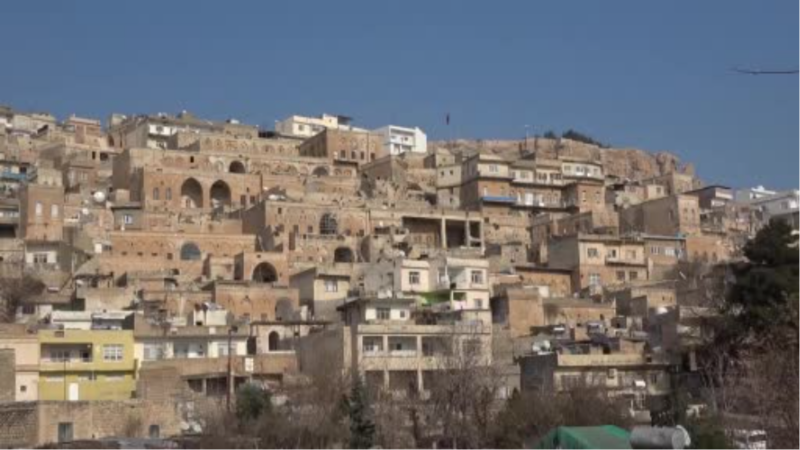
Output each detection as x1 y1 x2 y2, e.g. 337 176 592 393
543 130 558 139
236 383 272 423
724 220 799 344
561 129 608 147
343 374 375 449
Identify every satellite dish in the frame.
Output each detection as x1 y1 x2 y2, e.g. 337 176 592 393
93 191 106 203
81 208 90 216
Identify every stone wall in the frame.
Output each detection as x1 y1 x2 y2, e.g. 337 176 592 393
0 399 185 447
0 350 15 402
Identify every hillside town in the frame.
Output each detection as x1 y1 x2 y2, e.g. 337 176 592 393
0 104 796 448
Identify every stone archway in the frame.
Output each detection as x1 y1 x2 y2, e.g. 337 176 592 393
252 262 278 283
334 247 354 263
229 161 246 174
210 180 232 208
312 166 329 177
180 178 203 209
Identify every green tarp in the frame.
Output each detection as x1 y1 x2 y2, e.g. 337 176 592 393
535 425 631 449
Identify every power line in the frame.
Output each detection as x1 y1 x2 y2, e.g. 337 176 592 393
731 67 799 75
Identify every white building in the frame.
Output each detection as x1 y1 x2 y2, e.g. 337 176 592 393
734 185 778 203
372 125 427 155
753 190 799 220
274 113 365 138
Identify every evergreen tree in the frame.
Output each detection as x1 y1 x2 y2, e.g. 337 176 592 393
235 383 272 423
724 219 799 347
344 374 375 449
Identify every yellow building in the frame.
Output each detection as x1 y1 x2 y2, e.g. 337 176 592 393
38 329 136 401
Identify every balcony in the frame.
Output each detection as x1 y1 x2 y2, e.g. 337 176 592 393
512 175 564 186
0 172 27 181
514 197 565 209
480 195 516 204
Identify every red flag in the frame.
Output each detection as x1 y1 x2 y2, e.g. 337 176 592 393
446 113 450 125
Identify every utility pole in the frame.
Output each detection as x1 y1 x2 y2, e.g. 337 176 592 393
524 124 531 153
226 325 238 412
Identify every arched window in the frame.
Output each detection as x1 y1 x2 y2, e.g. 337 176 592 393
319 213 338 235
180 242 202 261
165 187 172 201
153 187 160 200
268 332 280 351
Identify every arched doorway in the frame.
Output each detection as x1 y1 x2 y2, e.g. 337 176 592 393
229 161 246 174
180 242 202 261
334 247 354 263
209 180 231 208
268 332 280 351
180 178 203 209
252 262 278 283
312 166 329 177
319 213 338 235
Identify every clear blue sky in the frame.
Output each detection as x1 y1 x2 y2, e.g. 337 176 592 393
1 1 797 189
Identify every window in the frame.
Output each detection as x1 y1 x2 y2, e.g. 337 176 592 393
399 310 406 319
608 249 617 258
616 271 626 281
103 344 124 361
33 253 49 264
376 308 390 320
408 271 420 286
489 164 498 173
58 423 74 443
143 344 164 361
165 188 172 200
153 187 159 200
629 271 639 281
51 204 59 218
475 299 484 309
471 270 484 285
589 273 601 286
217 342 233 357
587 248 599 258
324 279 338 293
49 349 70 362
123 214 133 225
35 202 43 216
626 250 637 260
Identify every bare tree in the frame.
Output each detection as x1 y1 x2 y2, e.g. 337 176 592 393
423 326 504 448
0 275 45 322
